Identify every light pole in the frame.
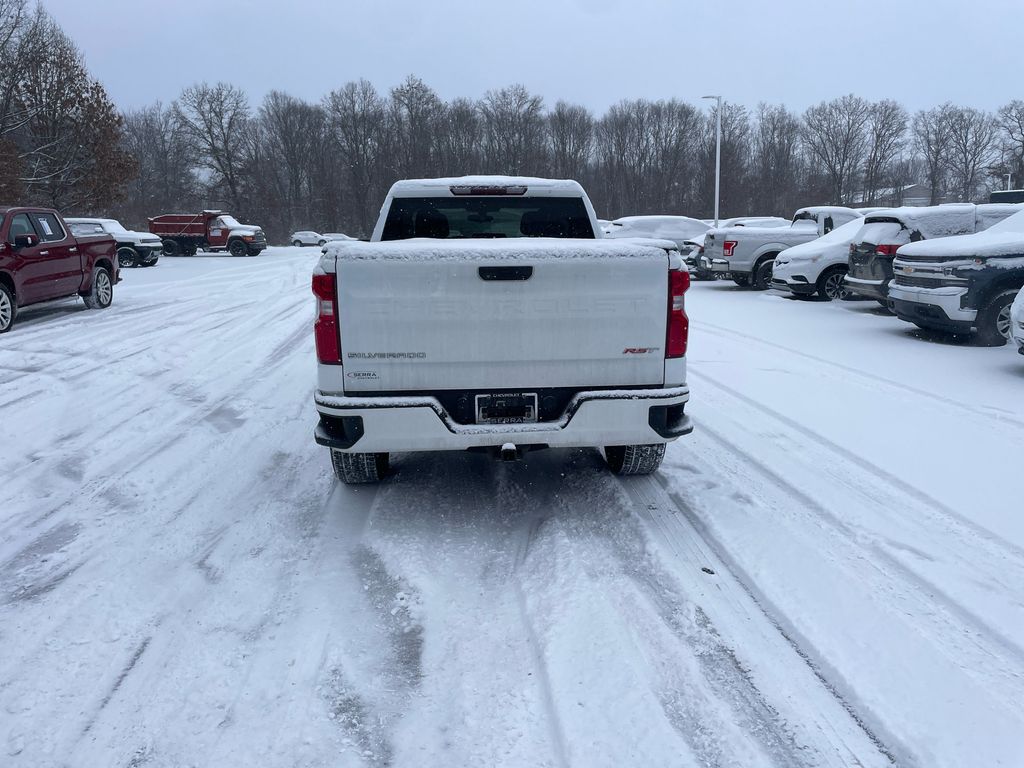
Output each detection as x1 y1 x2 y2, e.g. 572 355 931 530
702 95 722 227
1006 172 1014 191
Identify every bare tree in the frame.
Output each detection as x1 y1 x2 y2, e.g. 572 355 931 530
15 16 133 210
696 103 750 218
994 100 1024 189
802 95 871 204
479 84 547 175
257 91 325 233
325 79 387 236
913 104 953 205
121 103 198 225
434 97 482 176
750 103 804 216
862 99 908 205
944 106 997 202
387 75 443 180
174 82 252 213
0 0 44 138
548 101 594 180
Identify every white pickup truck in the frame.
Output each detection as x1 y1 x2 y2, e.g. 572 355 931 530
312 176 693 483
701 206 863 289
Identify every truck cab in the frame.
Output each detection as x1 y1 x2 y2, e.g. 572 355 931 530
0 207 118 333
148 211 267 257
312 176 692 483
701 206 862 289
66 217 164 268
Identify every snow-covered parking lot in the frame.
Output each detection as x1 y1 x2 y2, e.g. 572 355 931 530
2 247 1023 767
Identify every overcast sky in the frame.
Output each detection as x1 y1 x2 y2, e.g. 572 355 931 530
45 0 1024 116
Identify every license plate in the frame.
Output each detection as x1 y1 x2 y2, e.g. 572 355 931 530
475 393 538 424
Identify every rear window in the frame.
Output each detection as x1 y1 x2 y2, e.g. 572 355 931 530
858 221 907 246
381 197 595 241
70 222 104 236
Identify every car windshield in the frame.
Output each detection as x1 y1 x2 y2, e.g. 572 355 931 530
859 221 906 245
103 220 129 234
381 197 594 240
220 215 242 228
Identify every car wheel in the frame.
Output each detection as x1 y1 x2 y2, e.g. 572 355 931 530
604 444 666 475
817 266 850 301
731 275 750 287
0 282 16 333
975 289 1018 346
228 239 247 257
318 239 327 247
162 239 180 256
331 450 389 484
293 240 303 247
117 246 138 269
82 267 113 310
752 257 776 290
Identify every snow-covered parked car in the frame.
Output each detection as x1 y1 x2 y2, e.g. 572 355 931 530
888 206 1024 345
845 204 1021 307
771 217 879 300
701 207 863 289
65 217 163 268
604 215 712 277
291 230 326 247
313 176 693 484
1011 287 1024 354
322 232 355 242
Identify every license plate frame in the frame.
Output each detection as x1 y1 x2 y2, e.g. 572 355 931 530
474 392 538 425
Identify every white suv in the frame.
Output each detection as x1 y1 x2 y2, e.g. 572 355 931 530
771 217 871 300
290 231 326 247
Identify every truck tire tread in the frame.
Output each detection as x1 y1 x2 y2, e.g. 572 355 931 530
331 450 389 484
604 443 666 475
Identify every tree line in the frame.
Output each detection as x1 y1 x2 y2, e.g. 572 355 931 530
4 1 1024 241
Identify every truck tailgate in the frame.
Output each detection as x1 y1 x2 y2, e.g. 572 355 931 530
332 239 671 392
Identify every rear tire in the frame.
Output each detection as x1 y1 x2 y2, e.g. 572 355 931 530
331 450 389 484
816 266 850 301
292 239 303 247
161 239 180 256
752 257 776 290
975 289 1017 347
0 282 16 333
82 267 113 310
117 246 138 269
604 444 666 476
731 275 750 287
228 239 247 257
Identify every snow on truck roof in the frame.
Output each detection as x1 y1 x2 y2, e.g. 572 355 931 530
898 207 1024 259
865 203 1024 240
323 237 673 262
388 176 586 197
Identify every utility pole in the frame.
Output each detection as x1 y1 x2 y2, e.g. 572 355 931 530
702 95 722 227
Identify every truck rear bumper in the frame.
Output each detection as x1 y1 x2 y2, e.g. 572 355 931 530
314 386 692 453
844 275 888 300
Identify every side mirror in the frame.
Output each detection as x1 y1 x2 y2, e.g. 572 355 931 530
13 233 39 249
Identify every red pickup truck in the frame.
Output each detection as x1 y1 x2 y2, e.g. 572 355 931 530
0 207 119 333
149 210 267 257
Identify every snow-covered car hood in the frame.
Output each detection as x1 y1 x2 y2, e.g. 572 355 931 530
230 225 262 236
774 218 867 271
124 229 162 244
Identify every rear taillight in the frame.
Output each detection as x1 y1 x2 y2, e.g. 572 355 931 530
722 240 737 257
667 270 690 359
849 244 856 256
312 273 341 364
875 244 900 256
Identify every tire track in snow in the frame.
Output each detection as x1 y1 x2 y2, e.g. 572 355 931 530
692 368 1024 665
698 321 1024 432
625 472 905 766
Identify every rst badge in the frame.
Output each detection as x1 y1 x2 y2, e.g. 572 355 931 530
623 347 660 355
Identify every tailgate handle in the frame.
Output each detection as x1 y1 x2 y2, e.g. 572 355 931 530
478 266 533 281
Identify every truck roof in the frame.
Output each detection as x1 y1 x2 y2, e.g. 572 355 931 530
388 176 586 198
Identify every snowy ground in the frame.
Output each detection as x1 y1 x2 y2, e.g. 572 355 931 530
2 248 1023 767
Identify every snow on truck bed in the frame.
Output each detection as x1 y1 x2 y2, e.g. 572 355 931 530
899 206 1024 258
1 247 1023 767
323 237 674 261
